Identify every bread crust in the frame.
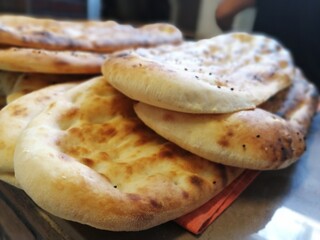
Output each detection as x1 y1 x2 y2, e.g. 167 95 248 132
0 15 182 52
0 47 108 74
102 33 294 113
134 69 318 170
4 72 90 103
0 82 77 176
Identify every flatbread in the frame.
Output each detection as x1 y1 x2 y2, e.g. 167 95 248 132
14 76 243 231
134 69 318 170
0 70 20 96
0 47 108 74
0 15 182 52
0 70 90 103
0 82 78 180
4 72 92 103
102 32 294 113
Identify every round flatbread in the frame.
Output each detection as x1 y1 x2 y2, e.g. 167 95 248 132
259 69 319 136
0 70 90 103
134 69 318 170
0 82 78 178
14 76 242 231
0 70 20 96
102 32 294 113
0 47 108 74
0 15 182 52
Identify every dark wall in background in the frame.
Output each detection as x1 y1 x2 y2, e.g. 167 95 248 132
0 0 87 19
0 0 200 38
102 0 170 24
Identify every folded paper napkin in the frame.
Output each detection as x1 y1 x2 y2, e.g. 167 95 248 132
175 170 260 234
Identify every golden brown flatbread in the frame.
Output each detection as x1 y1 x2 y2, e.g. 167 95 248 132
0 70 91 103
4 72 92 103
102 32 295 113
0 172 18 187
14 76 242 231
0 82 78 181
0 47 108 74
0 15 182 52
134 69 318 170
259 69 319 136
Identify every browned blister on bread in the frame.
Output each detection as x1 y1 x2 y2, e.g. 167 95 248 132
0 15 182 52
13 76 243 231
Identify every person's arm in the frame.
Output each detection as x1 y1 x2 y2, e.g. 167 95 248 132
215 0 256 31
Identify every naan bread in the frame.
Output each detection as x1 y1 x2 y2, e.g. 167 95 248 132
102 32 294 113
259 69 319 136
5 72 91 103
0 82 78 181
14 76 242 231
0 15 182 52
0 70 89 103
0 47 109 74
135 69 318 170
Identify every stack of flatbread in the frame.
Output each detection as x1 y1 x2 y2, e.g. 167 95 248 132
102 32 319 170
0 14 182 103
0 14 318 232
0 14 182 185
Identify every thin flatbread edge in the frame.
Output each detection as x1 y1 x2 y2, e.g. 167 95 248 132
0 82 78 173
0 48 108 74
0 15 183 52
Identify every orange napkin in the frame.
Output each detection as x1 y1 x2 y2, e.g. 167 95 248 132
175 170 260 234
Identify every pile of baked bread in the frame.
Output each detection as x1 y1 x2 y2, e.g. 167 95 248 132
0 15 318 231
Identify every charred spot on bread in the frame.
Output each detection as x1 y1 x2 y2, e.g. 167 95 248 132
10 104 28 117
189 175 205 188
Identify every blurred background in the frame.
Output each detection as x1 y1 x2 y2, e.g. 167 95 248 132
0 0 255 39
